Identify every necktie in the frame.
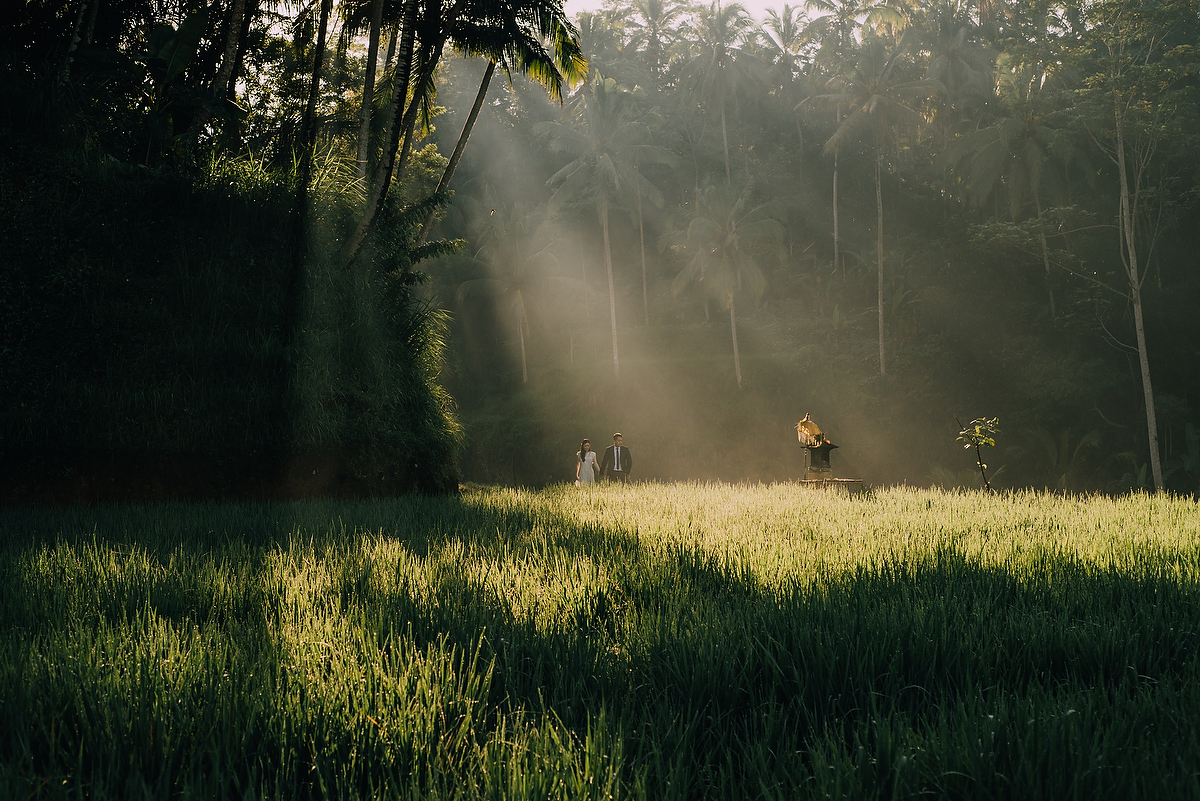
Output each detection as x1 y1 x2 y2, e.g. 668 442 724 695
615 448 620 471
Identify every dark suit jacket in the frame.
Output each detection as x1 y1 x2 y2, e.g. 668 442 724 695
599 445 632 478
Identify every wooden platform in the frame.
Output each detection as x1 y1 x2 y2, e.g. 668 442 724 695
797 478 866 493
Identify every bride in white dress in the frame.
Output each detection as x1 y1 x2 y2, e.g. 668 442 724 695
576 439 597 485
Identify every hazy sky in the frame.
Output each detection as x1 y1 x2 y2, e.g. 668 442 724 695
564 0 783 25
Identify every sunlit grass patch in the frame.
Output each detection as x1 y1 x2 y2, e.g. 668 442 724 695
1 486 1199 798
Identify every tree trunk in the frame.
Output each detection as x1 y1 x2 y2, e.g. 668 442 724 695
84 0 100 44
58 0 89 84
730 294 742 389
1034 191 1056 318
384 21 399 69
391 47 435 194
418 60 495 245
227 0 256 99
341 0 418 267
282 0 331 443
296 0 333 215
601 203 620 379
794 114 804 184
580 236 590 331
356 0 385 182
187 0 246 136
833 106 841 279
639 188 648 326
221 0 257 146
876 145 886 376
720 100 731 184
1116 118 1163 491
1130 284 1161 488
214 0 247 101
518 310 528 383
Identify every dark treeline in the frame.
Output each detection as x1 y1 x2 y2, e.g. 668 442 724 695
2 0 583 499
420 0 1200 492
3 0 1198 495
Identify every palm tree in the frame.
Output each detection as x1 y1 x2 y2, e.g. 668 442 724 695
763 6 814 164
666 182 784 389
574 10 625 79
915 0 994 113
763 4 812 92
539 76 674 378
417 59 496 245
453 198 572 382
909 0 994 229
805 0 904 66
296 0 335 222
942 57 1078 316
418 0 591 246
811 37 941 375
801 0 903 279
678 1 760 184
343 0 586 267
209 0 249 132
622 0 686 74
343 0 387 181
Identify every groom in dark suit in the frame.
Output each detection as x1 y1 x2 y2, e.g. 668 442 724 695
599 433 632 482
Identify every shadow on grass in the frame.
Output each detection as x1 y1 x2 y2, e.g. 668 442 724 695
2 492 1200 798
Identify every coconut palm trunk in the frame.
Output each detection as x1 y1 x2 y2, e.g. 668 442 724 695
730 294 742 388
296 0 333 211
833 151 840 277
189 0 245 133
518 309 528 383
580 236 590 330
418 60 496 245
214 0 247 99
1035 191 1055 317
875 142 886 376
720 100 732 184
384 21 399 67
284 0 332 438
84 0 100 44
601 202 620 379
221 0 258 146
356 0 385 181
794 116 804 181
638 187 648 325
392 44 437 190
59 0 90 83
341 0 418 267
833 106 841 278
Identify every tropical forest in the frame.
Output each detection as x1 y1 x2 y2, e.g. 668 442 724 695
4 0 1200 796
5 0 1200 496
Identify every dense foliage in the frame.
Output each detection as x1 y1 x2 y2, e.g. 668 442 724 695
4 0 1199 493
416 0 1200 492
3 485 1200 796
2 0 589 494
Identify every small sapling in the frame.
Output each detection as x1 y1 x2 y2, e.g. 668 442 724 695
957 416 1000 492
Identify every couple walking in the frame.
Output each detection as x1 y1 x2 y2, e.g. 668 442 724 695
576 433 633 485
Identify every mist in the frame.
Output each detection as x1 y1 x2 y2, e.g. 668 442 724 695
417 4 1200 495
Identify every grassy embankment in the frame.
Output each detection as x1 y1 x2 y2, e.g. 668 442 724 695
2 484 1199 798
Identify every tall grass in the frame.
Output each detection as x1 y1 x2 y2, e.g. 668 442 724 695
2 485 1199 798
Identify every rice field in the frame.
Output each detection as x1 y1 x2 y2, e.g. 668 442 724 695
2 484 1199 799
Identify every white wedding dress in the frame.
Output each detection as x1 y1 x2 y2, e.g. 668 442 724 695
578 451 597 484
